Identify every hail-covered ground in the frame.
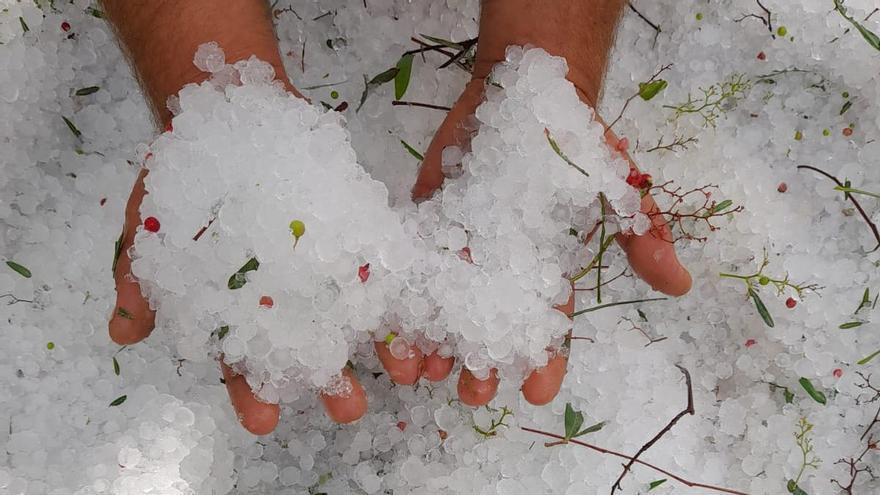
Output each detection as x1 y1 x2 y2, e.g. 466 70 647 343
2 0 880 494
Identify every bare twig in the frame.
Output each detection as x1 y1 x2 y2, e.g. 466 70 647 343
620 316 668 347
645 135 698 153
797 165 880 252
610 365 694 493
391 100 452 111
606 64 673 132
734 0 774 35
0 293 34 305
627 2 662 47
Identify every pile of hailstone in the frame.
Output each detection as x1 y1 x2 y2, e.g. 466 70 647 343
131 43 420 401
133 43 649 398
407 46 648 380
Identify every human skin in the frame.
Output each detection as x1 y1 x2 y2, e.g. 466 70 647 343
104 0 690 435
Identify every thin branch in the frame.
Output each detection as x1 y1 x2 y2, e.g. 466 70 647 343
797 165 880 252
610 365 695 493
627 1 662 47
606 64 673 132
0 293 34 305
391 100 452 111
521 425 750 495
645 135 698 153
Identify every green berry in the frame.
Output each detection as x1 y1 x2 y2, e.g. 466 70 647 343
777 26 787 37
47 342 55 350
823 128 830 136
384 332 396 345
330 90 339 100
289 220 305 239
695 12 703 21
758 276 770 286
842 91 850 99
794 130 803 141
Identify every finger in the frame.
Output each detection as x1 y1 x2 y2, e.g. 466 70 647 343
615 191 692 296
375 339 424 385
422 351 455 382
221 361 280 435
522 285 575 405
457 368 499 407
320 367 368 424
600 130 692 297
109 168 156 345
411 78 485 201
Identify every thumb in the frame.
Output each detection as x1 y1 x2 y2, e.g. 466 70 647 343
411 78 485 201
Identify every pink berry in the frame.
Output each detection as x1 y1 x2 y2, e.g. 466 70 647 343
843 127 853 137
61 21 71 32
396 421 407 431
457 246 474 264
756 51 766 60
143 216 160 232
259 296 274 308
358 263 370 283
786 297 797 309
745 339 757 348
777 182 787 193
833 368 843 378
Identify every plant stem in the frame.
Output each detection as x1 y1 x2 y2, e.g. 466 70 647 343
569 297 667 318
569 235 616 283
834 185 880 200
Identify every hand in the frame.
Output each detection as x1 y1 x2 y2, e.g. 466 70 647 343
401 0 692 408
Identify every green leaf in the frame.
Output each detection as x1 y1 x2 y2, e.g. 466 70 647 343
228 257 259 289
749 289 774 328
857 348 880 365
787 479 808 495
394 54 414 100
62 116 82 138
6 261 32 278
216 325 230 340
109 395 127 407
116 307 134 320
798 377 827 405
784 388 794 404
112 229 124 274
839 321 864 329
75 86 100 96
113 356 120 376
710 199 733 214
637 309 648 322
370 67 399 85
563 403 584 440
840 100 852 115
638 79 668 101
834 0 880 51
400 139 424 161
649 479 668 490
856 287 871 313
573 421 606 438
87 7 104 18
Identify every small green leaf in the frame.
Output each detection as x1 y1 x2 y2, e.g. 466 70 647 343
834 0 880 51
75 86 100 96
563 403 584 440
216 325 230 340
638 79 668 101
710 199 733 214
19 16 29 32
62 116 82 138
112 229 124 273
370 67 399 85
87 7 104 18
573 421 606 438
394 54 415 100
113 356 120 376
109 395 127 407
420 34 464 50
784 388 794 404
798 377 826 405
856 287 871 313
787 479 808 495
400 139 424 161
857 348 880 365
839 321 864 329
116 307 134 320
649 479 668 490
749 289 774 328
840 100 852 115
6 261 32 278
228 257 260 290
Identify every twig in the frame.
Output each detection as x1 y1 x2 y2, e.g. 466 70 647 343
522 425 750 494
610 365 695 494
627 2 662 47
606 64 672 132
569 297 667 318
407 38 470 72
391 100 452 111
646 135 698 153
797 165 880 252
437 37 478 70
734 0 774 35
620 316 668 347
0 293 34 305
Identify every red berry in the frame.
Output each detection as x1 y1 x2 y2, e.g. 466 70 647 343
833 368 843 378
457 246 474 264
756 51 766 60
785 297 797 309
99 197 107 206
745 339 757 348
143 216 160 232
396 421 407 431
259 296 274 308
637 173 653 190
777 182 787 193
626 168 641 187
843 127 853 137
61 21 71 32
358 263 370 283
